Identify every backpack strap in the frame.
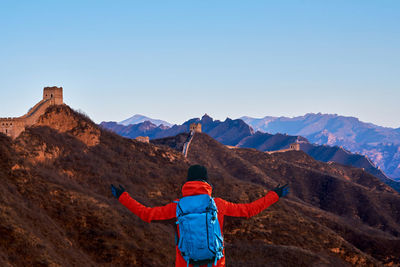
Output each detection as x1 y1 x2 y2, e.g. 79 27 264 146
174 220 179 246
173 200 179 246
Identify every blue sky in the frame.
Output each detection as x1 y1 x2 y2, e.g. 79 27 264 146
0 1 399 127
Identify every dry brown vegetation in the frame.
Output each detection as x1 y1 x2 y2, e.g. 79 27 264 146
0 105 399 266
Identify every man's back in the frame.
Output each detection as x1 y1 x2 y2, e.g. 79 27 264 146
117 181 280 267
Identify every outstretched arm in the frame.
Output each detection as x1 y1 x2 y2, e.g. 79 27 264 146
118 192 177 223
111 184 177 223
215 191 279 218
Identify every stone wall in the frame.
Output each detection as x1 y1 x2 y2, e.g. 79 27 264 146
267 143 301 154
0 87 64 139
135 136 150 143
0 118 25 139
290 143 300 151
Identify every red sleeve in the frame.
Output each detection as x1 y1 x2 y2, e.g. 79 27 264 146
118 192 177 223
215 191 279 218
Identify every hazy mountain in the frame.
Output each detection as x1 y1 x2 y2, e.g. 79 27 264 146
241 113 400 178
120 114 172 127
2 104 399 265
298 142 400 190
240 113 400 145
101 120 169 139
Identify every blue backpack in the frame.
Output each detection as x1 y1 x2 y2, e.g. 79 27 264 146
175 194 224 267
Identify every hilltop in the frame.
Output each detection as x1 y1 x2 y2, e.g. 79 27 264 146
1 105 400 266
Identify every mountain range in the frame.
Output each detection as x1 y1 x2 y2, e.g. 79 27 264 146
241 113 400 179
101 114 396 190
101 114 255 146
1 104 400 266
103 113 400 180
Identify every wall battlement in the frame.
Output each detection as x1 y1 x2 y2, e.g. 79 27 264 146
0 87 64 139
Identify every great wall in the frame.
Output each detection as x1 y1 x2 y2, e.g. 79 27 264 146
1 87 303 157
266 142 301 154
182 123 202 157
0 86 63 139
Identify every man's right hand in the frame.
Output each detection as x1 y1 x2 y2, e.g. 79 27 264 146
111 184 125 199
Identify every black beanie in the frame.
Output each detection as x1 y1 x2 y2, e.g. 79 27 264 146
187 165 208 182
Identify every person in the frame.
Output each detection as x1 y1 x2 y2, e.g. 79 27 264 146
111 165 289 267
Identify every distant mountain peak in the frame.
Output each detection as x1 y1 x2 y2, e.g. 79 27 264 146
201 113 213 123
201 113 212 119
120 114 172 127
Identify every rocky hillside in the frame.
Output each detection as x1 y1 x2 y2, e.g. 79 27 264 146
2 105 400 266
186 133 400 266
241 113 400 179
0 105 188 266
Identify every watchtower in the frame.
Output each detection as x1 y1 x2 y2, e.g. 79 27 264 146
289 143 300 151
43 86 63 105
135 136 150 143
190 123 202 133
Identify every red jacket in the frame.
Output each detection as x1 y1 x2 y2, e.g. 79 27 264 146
119 181 279 267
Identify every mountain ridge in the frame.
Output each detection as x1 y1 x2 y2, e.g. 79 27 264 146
241 113 400 178
241 113 398 130
101 114 393 189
